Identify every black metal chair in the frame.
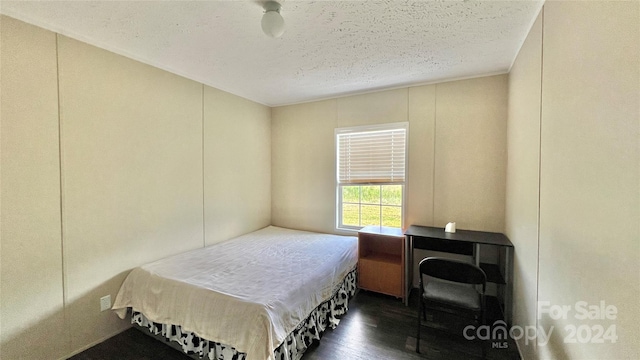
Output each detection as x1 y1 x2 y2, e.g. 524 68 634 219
416 257 487 356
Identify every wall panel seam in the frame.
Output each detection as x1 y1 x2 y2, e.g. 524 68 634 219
535 6 545 348
432 85 437 225
202 83 206 248
55 32 72 355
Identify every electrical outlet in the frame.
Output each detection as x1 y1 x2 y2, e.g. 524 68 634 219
100 295 111 312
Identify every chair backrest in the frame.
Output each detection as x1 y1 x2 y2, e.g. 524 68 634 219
419 257 487 288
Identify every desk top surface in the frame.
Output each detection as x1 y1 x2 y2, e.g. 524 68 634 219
405 224 513 247
358 225 404 237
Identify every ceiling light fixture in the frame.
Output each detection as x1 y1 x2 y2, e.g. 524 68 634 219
261 1 285 38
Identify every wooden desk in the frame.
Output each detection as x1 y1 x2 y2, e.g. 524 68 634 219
404 225 514 324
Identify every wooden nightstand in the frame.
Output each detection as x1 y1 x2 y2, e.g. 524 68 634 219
357 225 405 301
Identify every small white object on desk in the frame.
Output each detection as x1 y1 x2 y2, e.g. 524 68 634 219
445 222 456 233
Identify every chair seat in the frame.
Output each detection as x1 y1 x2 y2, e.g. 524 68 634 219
423 280 481 311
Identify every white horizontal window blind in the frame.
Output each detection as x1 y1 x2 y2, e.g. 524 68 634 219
335 123 408 230
337 127 407 184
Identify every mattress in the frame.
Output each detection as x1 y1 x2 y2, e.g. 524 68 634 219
112 226 358 360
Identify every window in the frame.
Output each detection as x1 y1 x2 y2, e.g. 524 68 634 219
336 122 408 230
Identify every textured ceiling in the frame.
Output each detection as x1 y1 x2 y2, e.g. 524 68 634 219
1 0 543 106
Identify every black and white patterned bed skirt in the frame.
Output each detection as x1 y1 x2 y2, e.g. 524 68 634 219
130 267 357 360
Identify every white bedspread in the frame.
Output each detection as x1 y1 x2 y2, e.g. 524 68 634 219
112 226 358 360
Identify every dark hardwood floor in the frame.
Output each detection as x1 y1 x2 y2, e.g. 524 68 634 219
72 290 520 360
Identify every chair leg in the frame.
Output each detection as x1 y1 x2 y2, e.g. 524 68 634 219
416 301 422 353
475 336 486 359
479 311 486 359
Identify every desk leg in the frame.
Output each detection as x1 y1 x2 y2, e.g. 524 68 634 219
404 235 412 306
505 247 513 325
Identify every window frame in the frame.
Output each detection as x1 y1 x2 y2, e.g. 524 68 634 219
335 122 408 232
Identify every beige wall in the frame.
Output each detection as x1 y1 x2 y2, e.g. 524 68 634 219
434 76 508 232
204 86 271 245
537 2 639 359
406 85 436 228
272 77 507 236
506 9 542 360
0 16 271 359
507 2 639 359
57 35 206 351
337 88 408 127
0 16 67 359
271 99 338 233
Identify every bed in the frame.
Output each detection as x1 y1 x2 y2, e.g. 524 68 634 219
112 226 358 360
